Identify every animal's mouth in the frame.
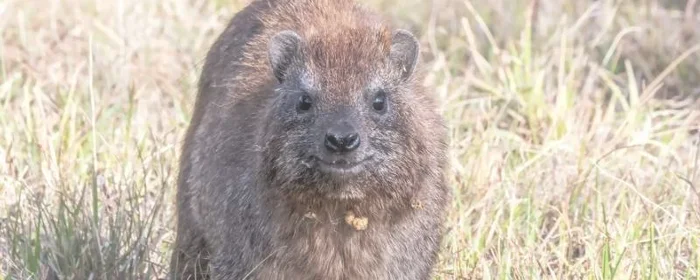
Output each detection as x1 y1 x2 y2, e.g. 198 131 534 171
302 155 374 175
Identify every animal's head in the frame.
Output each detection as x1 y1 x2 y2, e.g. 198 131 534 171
260 26 445 200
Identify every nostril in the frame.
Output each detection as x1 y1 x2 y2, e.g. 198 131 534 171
325 133 342 152
325 132 361 153
344 133 360 151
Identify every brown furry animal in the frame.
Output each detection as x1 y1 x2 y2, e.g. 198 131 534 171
170 0 451 279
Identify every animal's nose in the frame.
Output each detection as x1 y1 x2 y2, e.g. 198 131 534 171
325 124 361 153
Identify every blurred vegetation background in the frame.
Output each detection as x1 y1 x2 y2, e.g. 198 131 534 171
1 0 699 279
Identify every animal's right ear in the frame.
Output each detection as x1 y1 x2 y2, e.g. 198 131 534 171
268 30 304 83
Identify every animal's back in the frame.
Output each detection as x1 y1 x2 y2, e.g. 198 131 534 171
171 1 277 278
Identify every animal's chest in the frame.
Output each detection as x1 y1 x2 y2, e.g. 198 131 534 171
256 214 391 280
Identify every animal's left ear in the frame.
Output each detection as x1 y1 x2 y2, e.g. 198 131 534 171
388 29 420 81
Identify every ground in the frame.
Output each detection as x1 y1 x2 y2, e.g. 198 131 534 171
1 0 699 279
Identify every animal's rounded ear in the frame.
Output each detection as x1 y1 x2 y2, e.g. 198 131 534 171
389 29 420 81
268 30 304 83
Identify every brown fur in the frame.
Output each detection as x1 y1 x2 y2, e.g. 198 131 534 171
170 0 451 279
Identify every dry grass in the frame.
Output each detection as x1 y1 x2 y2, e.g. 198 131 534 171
1 0 700 279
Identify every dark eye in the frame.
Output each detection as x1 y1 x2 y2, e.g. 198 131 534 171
372 91 387 112
297 94 312 112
